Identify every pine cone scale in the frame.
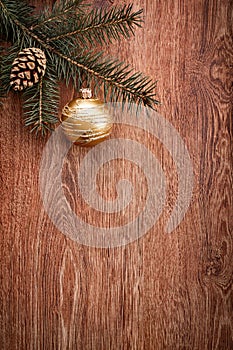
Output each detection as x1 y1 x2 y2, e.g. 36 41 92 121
24 71 31 80
27 62 35 70
27 55 35 61
18 62 27 69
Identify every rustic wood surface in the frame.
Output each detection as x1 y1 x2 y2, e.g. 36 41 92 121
0 0 232 349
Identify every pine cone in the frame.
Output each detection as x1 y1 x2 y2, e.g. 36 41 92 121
10 47 46 91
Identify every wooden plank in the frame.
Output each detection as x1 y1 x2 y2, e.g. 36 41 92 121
0 0 232 349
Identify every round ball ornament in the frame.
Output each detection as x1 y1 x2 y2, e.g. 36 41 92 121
61 89 113 147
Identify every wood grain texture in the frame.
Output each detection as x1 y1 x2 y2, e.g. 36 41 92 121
0 0 232 349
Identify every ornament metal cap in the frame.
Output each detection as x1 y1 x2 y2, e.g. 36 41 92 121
80 88 92 99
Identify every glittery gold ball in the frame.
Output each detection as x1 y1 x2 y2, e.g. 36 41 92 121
61 94 113 147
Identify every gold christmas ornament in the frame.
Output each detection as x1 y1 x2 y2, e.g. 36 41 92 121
61 89 113 147
10 47 46 91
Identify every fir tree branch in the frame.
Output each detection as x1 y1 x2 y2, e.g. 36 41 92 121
0 42 19 98
30 0 85 31
47 5 143 45
50 51 158 108
23 66 59 134
0 0 34 42
0 0 160 135
0 1 158 107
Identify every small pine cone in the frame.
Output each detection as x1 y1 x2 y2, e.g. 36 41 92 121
10 47 46 91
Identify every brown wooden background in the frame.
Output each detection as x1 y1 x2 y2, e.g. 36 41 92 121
0 0 232 349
